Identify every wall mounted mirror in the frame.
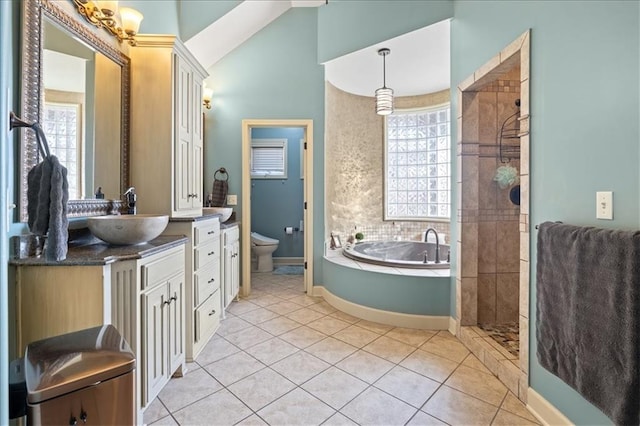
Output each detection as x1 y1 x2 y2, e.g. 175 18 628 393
19 0 130 221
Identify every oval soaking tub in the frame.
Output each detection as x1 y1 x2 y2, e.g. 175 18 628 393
343 240 450 269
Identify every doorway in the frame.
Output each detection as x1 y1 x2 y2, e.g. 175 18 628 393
241 119 314 297
456 31 531 402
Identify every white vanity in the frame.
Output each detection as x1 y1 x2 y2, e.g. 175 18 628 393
164 216 223 361
11 236 188 420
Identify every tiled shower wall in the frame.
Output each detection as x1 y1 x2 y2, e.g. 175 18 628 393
469 67 521 325
325 82 451 243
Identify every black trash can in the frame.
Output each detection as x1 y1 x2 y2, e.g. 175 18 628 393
9 357 26 420
24 325 136 425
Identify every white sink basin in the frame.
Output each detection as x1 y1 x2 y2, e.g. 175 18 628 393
203 207 232 222
87 214 169 245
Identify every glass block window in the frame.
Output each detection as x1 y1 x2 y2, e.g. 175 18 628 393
251 139 288 179
43 102 82 199
384 105 451 220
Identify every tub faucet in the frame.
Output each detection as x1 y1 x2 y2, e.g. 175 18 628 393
424 227 441 264
124 187 136 215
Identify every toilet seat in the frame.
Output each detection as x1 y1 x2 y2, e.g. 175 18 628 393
251 231 279 246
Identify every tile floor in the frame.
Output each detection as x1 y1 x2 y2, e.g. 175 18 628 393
144 273 540 426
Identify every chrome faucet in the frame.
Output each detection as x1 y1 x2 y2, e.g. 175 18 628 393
124 187 136 215
424 227 441 264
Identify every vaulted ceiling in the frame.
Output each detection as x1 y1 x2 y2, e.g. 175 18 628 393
184 0 450 97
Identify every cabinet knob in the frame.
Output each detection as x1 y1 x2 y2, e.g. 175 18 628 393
207 230 216 235
69 416 77 426
80 410 88 423
208 251 215 256
208 309 216 316
208 278 215 283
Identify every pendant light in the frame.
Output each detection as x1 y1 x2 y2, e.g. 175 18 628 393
375 48 393 115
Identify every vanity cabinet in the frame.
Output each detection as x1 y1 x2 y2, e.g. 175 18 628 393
139 249 185 404
129 35 207 217
164 216 222 362
110 245 186 412
13 265 110 356
222 225 241 313
11 238 187 420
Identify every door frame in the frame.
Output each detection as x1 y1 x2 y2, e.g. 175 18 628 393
241 119 314 296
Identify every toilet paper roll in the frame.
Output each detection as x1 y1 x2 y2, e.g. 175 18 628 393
285 227 294 235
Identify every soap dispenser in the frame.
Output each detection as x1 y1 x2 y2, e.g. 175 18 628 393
124 187 136 215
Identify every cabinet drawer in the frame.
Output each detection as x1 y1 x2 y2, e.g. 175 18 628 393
224 226 239 246
194 219 220 246
194 240 218 270
194 260 220 307
142 248 184 290
195 290 221 344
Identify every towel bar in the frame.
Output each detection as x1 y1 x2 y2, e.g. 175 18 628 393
535 221 563 230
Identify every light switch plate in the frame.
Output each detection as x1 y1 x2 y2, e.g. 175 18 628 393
227 194 237 206
596 191 613 220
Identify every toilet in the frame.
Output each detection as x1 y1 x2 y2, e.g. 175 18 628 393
251 232 279 272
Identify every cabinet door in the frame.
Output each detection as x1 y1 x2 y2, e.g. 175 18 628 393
142 284 168 406
223 245 234 308
167 273 185 374
231 241 240 302
175 54 194 212
191 77 204 208
191 138 203 208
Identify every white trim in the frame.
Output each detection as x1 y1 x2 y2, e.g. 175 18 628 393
314 285 450 330
241 119 314 297
273 257 304 265
448 316 457 335
527 388 574 426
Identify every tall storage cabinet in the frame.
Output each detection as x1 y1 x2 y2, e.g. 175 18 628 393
129 35 207 217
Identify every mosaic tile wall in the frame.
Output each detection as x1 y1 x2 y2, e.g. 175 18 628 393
325 82 451 243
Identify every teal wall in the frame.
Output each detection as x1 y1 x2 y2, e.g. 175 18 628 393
324 262 450 316
204 7 324 283
122 0 180 35
251 127 304 259
451 1 639 424
178 1 241 42
0 1 16 422
317 0 453 63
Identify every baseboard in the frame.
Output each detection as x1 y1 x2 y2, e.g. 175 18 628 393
448 316 457 335
273 257 304 265
527 387 574 426
314 285 449 330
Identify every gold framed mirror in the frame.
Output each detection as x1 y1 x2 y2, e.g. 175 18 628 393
19 0 130 221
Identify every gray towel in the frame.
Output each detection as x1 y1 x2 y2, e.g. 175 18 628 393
211 179 228 207
536 221 640 425
27 155 69 261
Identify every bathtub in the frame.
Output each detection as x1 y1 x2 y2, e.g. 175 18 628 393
343 240 450 269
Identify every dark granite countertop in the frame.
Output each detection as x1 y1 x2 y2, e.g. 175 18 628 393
10 235 188 267
169 213 222 223
221 220 240 229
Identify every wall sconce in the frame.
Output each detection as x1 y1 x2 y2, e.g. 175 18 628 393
203 87 213 110
375 48 394 116
72 0 144 46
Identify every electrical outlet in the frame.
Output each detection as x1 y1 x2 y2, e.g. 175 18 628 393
226 194 237 206
596 191 613 220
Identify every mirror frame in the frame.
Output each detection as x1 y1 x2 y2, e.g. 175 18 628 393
19 0 129 221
